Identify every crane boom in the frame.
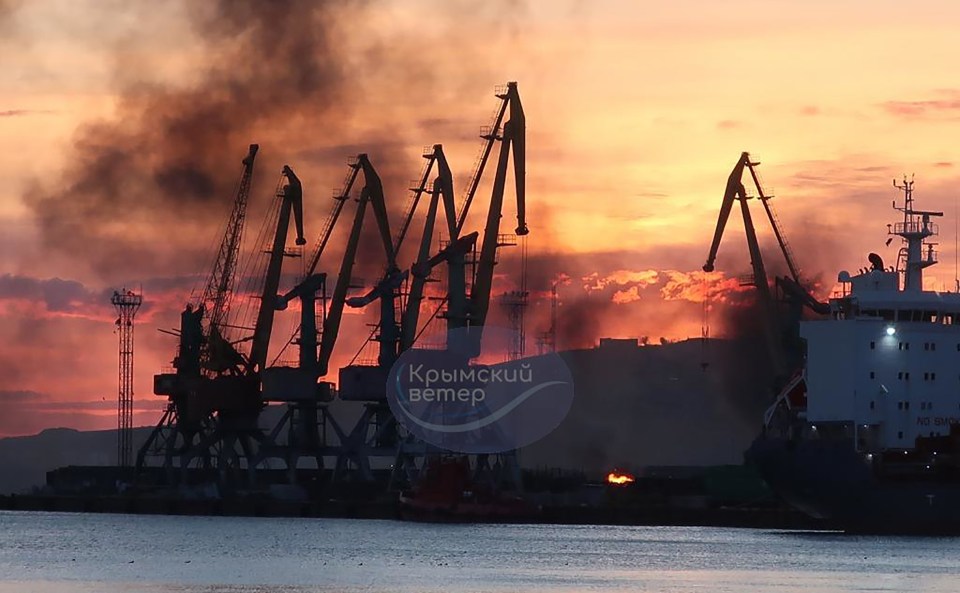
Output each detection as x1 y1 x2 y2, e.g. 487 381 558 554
456 89 511 233
249 166 306 374
318 186 369 377
703 152 748 274
201 144 258 334
394 149 437 254
305 162 358 278
358 155 397 271
401 186 440 351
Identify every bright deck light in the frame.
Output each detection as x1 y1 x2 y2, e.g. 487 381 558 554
886 326 896 336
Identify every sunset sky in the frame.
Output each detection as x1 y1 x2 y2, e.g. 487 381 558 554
3 0 960 436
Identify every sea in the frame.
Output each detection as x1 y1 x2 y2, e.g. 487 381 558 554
2 510 959 592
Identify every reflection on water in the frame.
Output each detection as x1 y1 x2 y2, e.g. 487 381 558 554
2 511 959 593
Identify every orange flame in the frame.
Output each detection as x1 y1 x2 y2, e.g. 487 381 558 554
606 470 635 485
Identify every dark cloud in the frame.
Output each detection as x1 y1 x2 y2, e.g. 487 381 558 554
0 273 107 313
0 390 42 402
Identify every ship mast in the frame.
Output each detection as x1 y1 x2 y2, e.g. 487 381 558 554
891 176 941 292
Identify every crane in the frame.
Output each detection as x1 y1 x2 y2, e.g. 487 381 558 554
703 152 785 378
140 158 308 484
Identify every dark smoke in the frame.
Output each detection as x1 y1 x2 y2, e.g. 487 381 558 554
25 0 537 288
555 295 614 350
26 0 355 279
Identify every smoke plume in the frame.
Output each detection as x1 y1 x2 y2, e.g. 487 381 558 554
25 0 526 283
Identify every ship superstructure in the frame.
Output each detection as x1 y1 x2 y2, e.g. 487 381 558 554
753 177 960 533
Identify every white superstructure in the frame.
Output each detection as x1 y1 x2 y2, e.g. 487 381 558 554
797 178 960 450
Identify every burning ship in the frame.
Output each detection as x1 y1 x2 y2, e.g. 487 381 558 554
749 176 960 533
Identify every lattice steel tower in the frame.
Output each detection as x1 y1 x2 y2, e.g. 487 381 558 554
112 289 142 467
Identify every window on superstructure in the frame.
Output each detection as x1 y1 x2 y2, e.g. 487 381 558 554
881 309 895 321
924 343 930 351
906 401 911 410
906 372 911 380
924 372 929 380
870 341 876 350
870 401 875 410
932 342 937 351
870 371 875 379
899 431 904 439
899 342 904 351
898 401 903 410
898 372 904 380
932 372 937 380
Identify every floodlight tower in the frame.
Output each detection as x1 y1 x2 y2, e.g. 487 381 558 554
112 289 142 467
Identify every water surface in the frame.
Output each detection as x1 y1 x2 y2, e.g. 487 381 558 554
1 511 958 592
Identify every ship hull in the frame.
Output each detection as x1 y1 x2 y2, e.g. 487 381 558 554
748 435 960 534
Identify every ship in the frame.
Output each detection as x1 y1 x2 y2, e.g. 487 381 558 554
398 455 533 522
748 176 960 534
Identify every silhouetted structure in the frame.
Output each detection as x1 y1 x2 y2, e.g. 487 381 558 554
111 289 142 467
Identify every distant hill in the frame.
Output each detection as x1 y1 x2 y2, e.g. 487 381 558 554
0 427 151 494
0 338 773 493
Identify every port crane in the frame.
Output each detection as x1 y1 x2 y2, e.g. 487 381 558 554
391 82 529 490
325 81 528 486
703 152 826 383
139 152 307 487
463 82 527 348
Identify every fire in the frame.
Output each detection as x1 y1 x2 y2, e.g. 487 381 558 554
606 470 635 485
